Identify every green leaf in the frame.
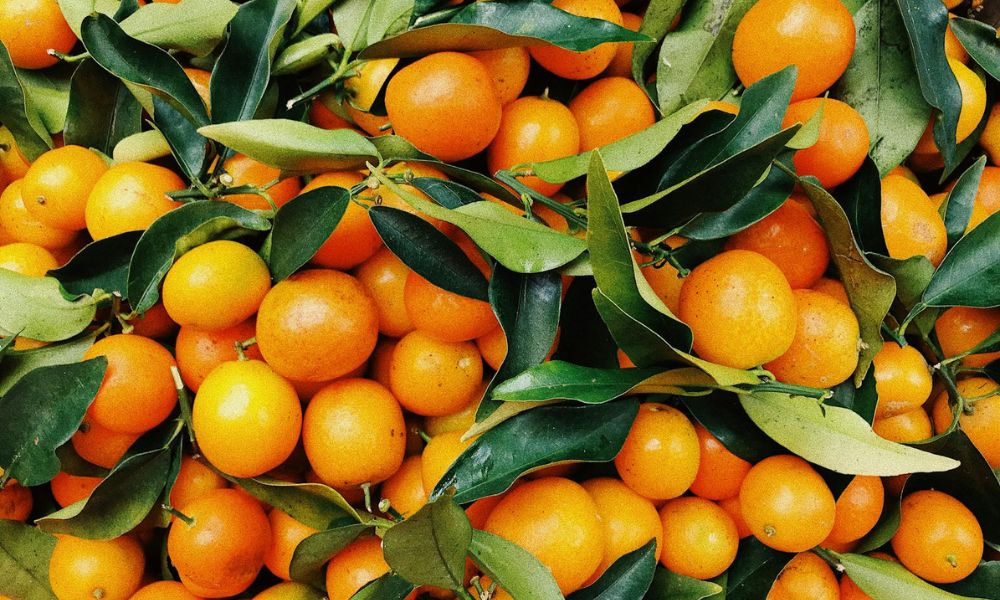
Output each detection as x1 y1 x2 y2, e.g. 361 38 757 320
120 0 239 56
951 17 1000 81
467 529 563 600
267 186 349 281
295 0 338 35
0 358 106 487
369 206 489 301
724 538 793 600
837 158 889 254
408 177 481 208
852 496 900 554
289 524 370 589
365 0 413 45
57 0 119 36
631 0 684 87
571 540 659 600
63 60 142 155
553 277 619 369
647 566 723 600
126 201 271 314
739 391 960 476
433 400 638 503
869 254 935 311
49 231 142 298
683 391 784 463
332 0 373 51
0 272 97 343
273 33 342 76
0 334 96 397
492 361 663 403
231 476 359 529
349 573 416 600
942 156 987 246
655 0 754 115
210 0 296 124
55 443 109 478
941 561 1000 600
361 0 649 58
833 0 931 175
152 95 210 183
18 67 73 135
827 367 880 424
382 494 472 589
919 211 1000 309
0 520 57 600
112 129 173 163
0 45 51 161
198 119 379 177
830 551 985 600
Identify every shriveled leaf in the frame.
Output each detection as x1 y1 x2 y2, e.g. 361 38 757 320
49 231 143 298
268 186 349 280
468 530 562 600
0 521 57 600
571 540 659 600
0 272 97 343
382 494 472 589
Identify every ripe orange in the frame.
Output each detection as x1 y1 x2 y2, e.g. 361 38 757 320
581 477 663 582
530 0 624 80
732 0 855 101
221 154 301 211
174 318 262 392
935 306 1000 368
766 551 839 600
0 242 57 276
468 47 531 105
81 334 178 434
914 58 988 154
689 424 752 501
49 535 145 600
385 52 502 162
301 171 382 270
167 488 271 598
310 94 353 131
128 302 179 340
944 18 968 64
824 476 885 545
891 490 983 583
421 430 475 493
380 455 428 518
71 415 139 469
85 162 184 240
423 384 483 437
931 377 1000 467
659 496 739 580
678 249 797 369
0 179 76 248
50 471 102 507
739 455 835 552
256 269 379 382
404 271 498 343
0 476 32 521
0 127 30 180
184 68 211 111
614 403 700 500
193 360 302 478
368 337 397 389
872 407 933 443
605 12 642 77
569 77 655 151
719 495 752 539
23 145 108 231
960 166 1000 231
872 341 932 418
169 455 228 511
343 59 398 136
389 330 483 417
325 537 389 600
782 98 870 189
981 103 1000 165
264 509 319 581
485 477 604 594
303 378 406 487
131 581 205 600
811 277 850 305
880 174 947 266
0 0 77 69
254 581 324 600
354 247 415 338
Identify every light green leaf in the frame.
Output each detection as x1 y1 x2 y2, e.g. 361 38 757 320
0 272 96 343
468 530 562 600
57 0 119 36
119 0 238 56
830 551 986 600
18 68 72 134
0 521 57 600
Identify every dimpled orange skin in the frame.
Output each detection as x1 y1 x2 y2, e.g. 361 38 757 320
530 0 623 80
766 551 839 600
389 330 483 417
256 269 379 382
381 455 428 518
0 478 32 521
385 52 502 162
169 455 228 511
175 318 262 392
85 162 184 240
678 250 797 369
614 403 700 501
658 496 739 580
131 581 205 600
824 476 885 545
782 98 870 189
0 179 76 248
485 477 604 594
71 415 139 469
22 146 107 231
872 341 933 419
50 471 102 508
0 242 58 276
726 201 830 290
0 0 77 69
221 154 302 211
354 247 415 338
880 174 948 266
892 490 983 583
764 289 860 388
301 171 382 270
739 455 835 553
872 407 933 443
932 377 1000 467
689 425 752 501
264 509 319 581
421 430 475 493
487 96 580 196
343 59 398 136
404 271 498 343
569 76 655 151
935 306 1000 368
468 47 531 106
732 0 855 101
303 378 406 487
168 488 271 598
581 477 663 582
193 360 302 478
81 334 178 434
49 535 145 600
325 537 390 600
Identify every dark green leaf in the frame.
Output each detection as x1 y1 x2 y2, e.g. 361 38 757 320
0 44 51 160
382 494 472 589
836 157 889 255
724 538 793 600
119 0 238 56
647 566 723 600
231 476 359 529
0 334 96 397
0 358 106 487
919 211 1000 309
941 561 1000 600
830 551 985 600
951 17 1000 81
943 156 987 246
409 177 481 209
350 572 416 600
467 529 562 600
369 206 488 300
0 520 57 600
869 254 935 311
570 540 659 600
49 231 143 298
290 524 370 589
827 367 879 424
493 361 663 404
0 272 98 343
152 95 209 183
126 201 271 314
552 277 618 368
268 186 349 281
683 391 783 464
55 443 109 478
63 60 142 155
434 401 638 503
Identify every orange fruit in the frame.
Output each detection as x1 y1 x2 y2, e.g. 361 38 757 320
732 0 855 101
174 318 262 392
891 490 983 583
487 96 580 196
128 302 179 340
872 407 933 443
581 477 663 582
914 58 988 154
569 76 655 151
658 497 739 580
81 334 178 434
50 471 102 507
423 385 483 437
385 52 502 162
184 68 212 111
782 98 870 189
0 476 32 521
739 455 835 552
300 171 381 270
725 200 830 289
169 455 228 511
678 249 796 369
343 59 397 136
485 477 604 594
404 271 498 342
85 162 184 240
23 145 108 231
719 495 752 539
381 455 428 518
167 488 271 598
764 289 861 388
530 0 623 80
193 360 302 478
253 581 324 600
0 242 57 276
0 127 30 180
0 179 76 248
766 551 839 600
389 330 483 417
131 581 205 600
944 18 968 63
811 277 849 305
638 237 687 315
221 154 301 211
256 269 379 382
605 12 642 77
959 166 1000 232
880 174 947 266
71 415 139 469
468 47 531 105
981 103 1000 165
931 377 1000 467
264 509 319 581
614 403 700 500
421 430 475 493
303 378 406 487
310 93 353 131
49 535 144 600
936 306 1000 368
354 247 415 338
689 424 752 501
368 337 397 389
824 476 885 545
325 536 389 600
476 326 507 371
872 341 933 418
0 0 77 69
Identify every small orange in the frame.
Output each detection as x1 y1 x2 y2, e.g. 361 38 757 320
389 330 483 417
880 174 947 266
368 337 397 389
174 318 262 392
981 103 1000 165
23 145 108 231
380 455 428 518
310 93 353 130
468 47 531 105
169 455 228 511
689 424 752 501
0 127 30 180
131 581 205 600
184 68 212 111
872 341 933 418
300 171 381 270
766 551 839 600
0 179 76 248
85 162 184 240
891 490 983 583
128 302 179 340
872 408 933 443
50 471 102 507
49 535 145 600
824 476 885 546
71 415 139 469
325 537 389 600
421 430 475 493
719 495 752 539
659 496 739 580
476 326 507 371
0 0 77 69
0 242 57 276
354 247 415 338
811 277 850 305
423 385 483 437
914 58 988 153
614 402 700 500
264 509 319 581
343 60 397 136
944 18 969 64
253 581 324 600
782 98 870 189
221 154 301 211
582 477 663 583
404 271 498 343
638 237 687 315
0 476 32 521
931 377 1000 467
530 0 624 80
569 77 655 151
605 12 642 77
935 306 1000 368
960 166 1000 232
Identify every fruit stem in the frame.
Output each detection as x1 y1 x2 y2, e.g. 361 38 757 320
456 587 477 600
285 48 357 110
494 169 588 229
896 303 926 338
234 337 255 361
162 504 195 526
746 381 831 400
880 321 907 347
48 49 89 63
171 366 198 454
361 482 373 513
